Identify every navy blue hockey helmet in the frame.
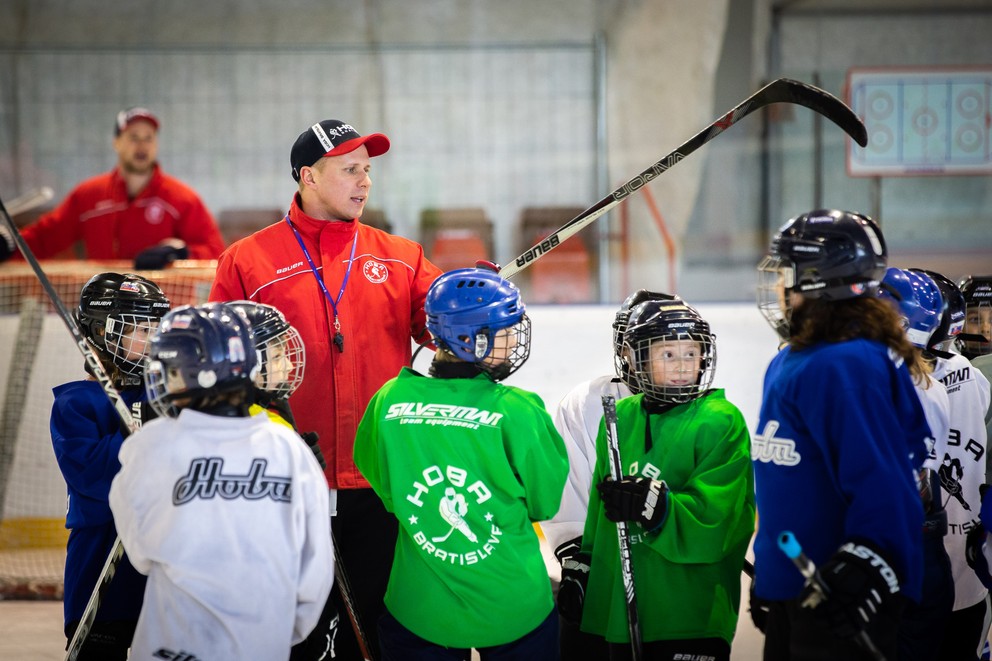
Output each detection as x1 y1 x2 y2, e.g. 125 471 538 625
226 300 306 399
145 302 259 417
758 209 886 339
425 267 531 380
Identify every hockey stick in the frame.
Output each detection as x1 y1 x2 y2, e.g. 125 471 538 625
602 394 643 660
332 531 376 661
499 78 868 279
778 531 886 661
0 194 137 661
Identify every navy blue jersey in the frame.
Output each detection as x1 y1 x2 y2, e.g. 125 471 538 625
752 339 930 602
51 379 146 626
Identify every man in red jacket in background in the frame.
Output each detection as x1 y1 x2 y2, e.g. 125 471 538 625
0 107 225 269
209 119 442 660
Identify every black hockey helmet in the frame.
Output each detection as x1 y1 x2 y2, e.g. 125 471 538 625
76 272 171 378
912 268 965 351
622 299 716 405
226 300 306 398
613 290 681 392
758 209 886 339
959 275 992 357
144 302 259 417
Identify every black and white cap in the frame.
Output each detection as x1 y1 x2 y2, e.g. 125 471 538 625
290 119 390 181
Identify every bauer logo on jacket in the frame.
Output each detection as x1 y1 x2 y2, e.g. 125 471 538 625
363 259 389 283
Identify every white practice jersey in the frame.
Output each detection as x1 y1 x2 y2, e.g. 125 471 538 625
540 374 632 555
932 352 992 610
918 373 951 472
109 409 334 661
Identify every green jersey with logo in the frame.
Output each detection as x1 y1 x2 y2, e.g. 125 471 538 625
581 390 755 644
354 368 568 648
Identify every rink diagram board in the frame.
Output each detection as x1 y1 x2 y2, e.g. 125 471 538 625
847 67 992 176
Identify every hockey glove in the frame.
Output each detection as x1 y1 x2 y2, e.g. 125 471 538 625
597 476 669 531
749 581 772 634
300 431 327 470
556 550 591 625
134 239 188 270
0 222 14 263
805 539 900 639
554 535 583 567
965 522 992 591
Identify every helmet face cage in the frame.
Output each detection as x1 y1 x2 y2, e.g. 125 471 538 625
623 301 716 405
425 268 531 379
959 276 992 357
756 254 792 342
226 301 306 398
256 325 306 397
879 268 943 349
144 303 258 418
76 272 171 377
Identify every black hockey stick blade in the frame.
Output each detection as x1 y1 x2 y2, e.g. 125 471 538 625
499 77 867 280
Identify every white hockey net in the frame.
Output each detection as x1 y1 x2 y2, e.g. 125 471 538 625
0 260 216 598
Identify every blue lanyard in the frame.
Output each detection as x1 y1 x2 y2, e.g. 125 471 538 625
285 215 358 353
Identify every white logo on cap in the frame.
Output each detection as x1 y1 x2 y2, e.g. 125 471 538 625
311 123 335 152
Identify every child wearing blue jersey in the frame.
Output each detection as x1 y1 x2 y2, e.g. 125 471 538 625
51 272 170 660
751 210 931 660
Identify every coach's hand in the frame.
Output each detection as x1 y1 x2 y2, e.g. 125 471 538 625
135 239 188 270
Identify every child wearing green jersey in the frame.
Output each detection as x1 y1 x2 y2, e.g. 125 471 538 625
559 298 755 661
353 266 569 660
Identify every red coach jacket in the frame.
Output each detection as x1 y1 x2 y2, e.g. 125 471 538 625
209 197 442 489
21 165 225 260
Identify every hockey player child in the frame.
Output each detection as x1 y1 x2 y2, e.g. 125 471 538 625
544 289 679 661
959 275 992 455
913 269 992 661
561 297 755 661
108 302 334 660
225 299 343 660
353 267 568 660
752 209 931 661
879 267 954 661
51 271 170 660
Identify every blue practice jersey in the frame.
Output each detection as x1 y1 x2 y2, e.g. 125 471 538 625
51 379 147 626
752 339 930 602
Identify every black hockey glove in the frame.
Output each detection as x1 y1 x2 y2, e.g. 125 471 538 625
556 550 591 625
805 539 900 639
749 581 772 633
300 431 327 470
554 535 583 567
0 222 14 263
134 239 188 270
597 476 669 531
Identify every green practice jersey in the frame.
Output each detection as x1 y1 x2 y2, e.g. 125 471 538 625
354 368 568 648
581 389 755 644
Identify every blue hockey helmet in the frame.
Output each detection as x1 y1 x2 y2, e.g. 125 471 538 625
145 302 259 417
425 267 531 380
878 268 943 349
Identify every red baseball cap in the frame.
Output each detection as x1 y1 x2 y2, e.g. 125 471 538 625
115 107 160 136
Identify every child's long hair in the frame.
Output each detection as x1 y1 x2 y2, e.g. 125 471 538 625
789 296 915 363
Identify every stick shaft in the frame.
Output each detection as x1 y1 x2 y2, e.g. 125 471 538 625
602 395 643 660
